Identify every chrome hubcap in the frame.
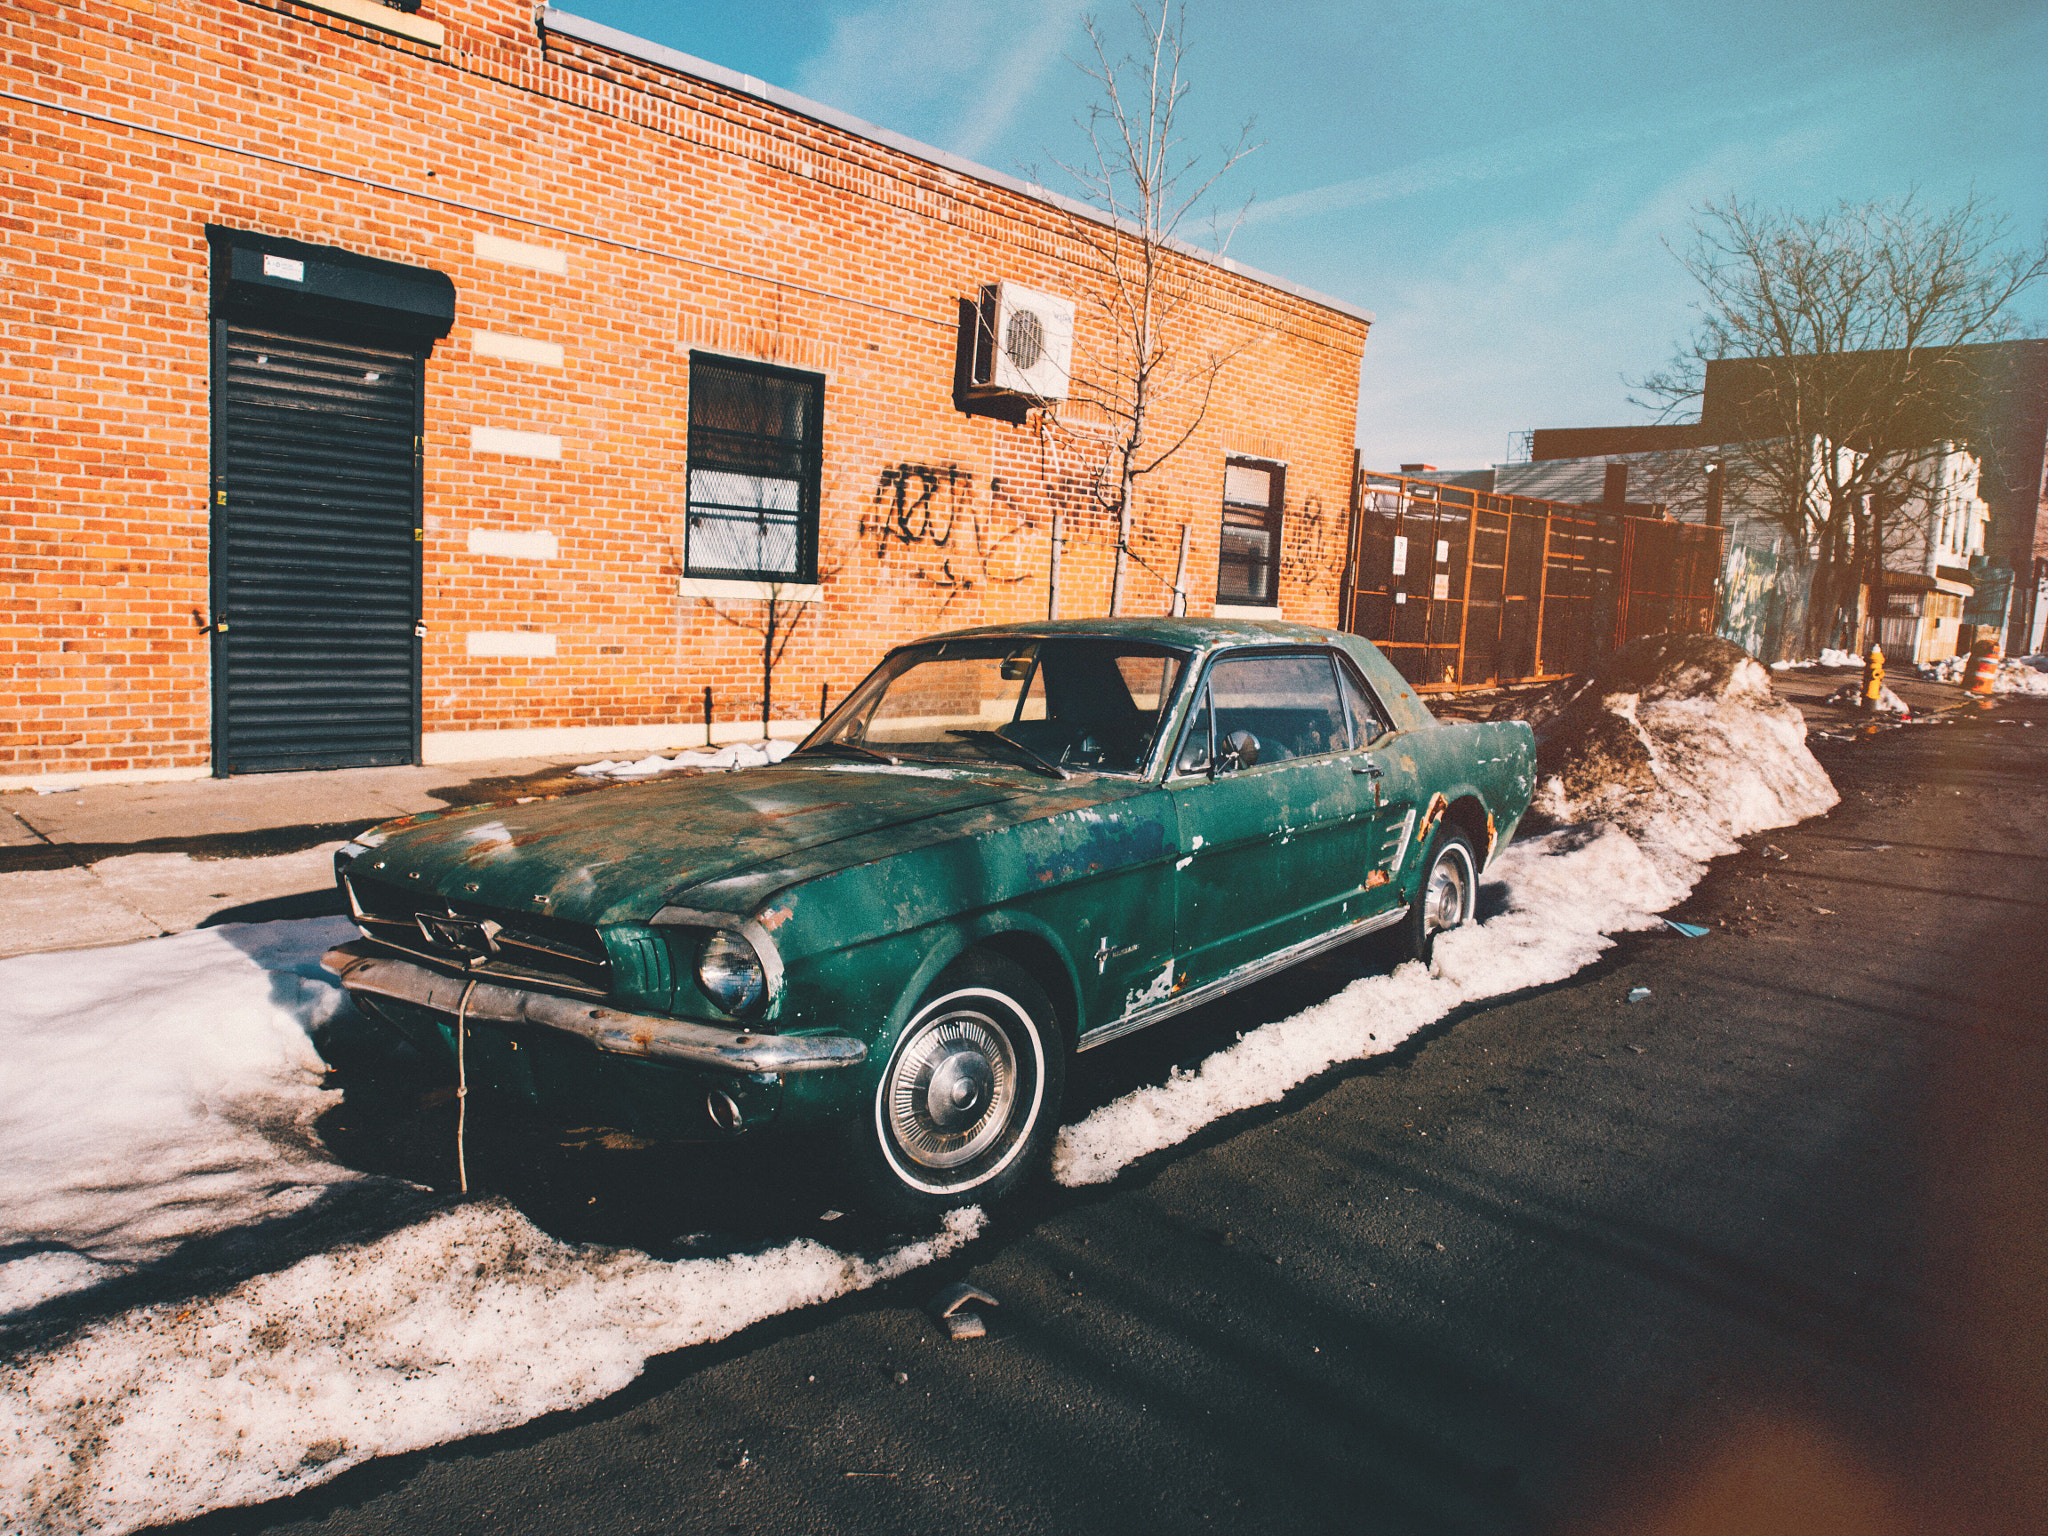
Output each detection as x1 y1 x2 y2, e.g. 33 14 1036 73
887 1012 1017 1169
1425 849 1470 934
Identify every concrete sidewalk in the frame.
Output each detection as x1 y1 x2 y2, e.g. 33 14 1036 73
0 754 615 959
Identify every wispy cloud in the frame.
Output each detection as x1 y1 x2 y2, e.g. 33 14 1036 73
950 6 1083 160
1349 128 1859 472
790 1 1085 160
1246 39 1923 232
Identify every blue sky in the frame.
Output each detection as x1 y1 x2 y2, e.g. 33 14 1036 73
559 1 2048 472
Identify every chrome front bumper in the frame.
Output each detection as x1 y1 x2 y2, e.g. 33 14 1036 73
322 941 867 1074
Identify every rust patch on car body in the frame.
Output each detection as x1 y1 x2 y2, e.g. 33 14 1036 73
1416 793 1448 847
758 906 794 931
1364 869 1391 889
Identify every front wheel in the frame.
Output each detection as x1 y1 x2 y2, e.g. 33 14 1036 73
848 952 1065 1221
1396 827 1477 965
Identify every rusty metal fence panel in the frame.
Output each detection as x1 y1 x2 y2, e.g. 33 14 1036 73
1341 465 1726 693
1614 516 1724 647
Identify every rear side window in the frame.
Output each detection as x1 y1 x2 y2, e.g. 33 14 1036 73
1335 656 1391 747
1203 652 1348 764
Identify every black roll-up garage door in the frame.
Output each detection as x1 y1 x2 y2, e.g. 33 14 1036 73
213 324 422 773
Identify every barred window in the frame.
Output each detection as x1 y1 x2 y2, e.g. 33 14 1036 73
685 355 823 582
1217 455 1285 606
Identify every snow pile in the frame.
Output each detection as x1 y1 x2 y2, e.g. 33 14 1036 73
1525 634 1838 884
1771 647 1862 671
0 915 983 1535
0 918 364 1309
1 1202 978 1535
1918 653 2048 694
574 739 796 778
1056 633 1838 1186
1993 655 2048 695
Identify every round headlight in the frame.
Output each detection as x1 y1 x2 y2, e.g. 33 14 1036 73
697 930 766 1016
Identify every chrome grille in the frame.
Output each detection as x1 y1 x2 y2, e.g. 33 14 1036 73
344 872 611 998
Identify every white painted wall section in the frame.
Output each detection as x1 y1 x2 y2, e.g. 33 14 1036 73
465 632 558 658
470 426 562 460
467 529 559 560
472 331 565 367
675 577 821 603
474 233 568 275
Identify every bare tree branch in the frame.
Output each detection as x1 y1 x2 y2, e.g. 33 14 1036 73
1027 0 1264 614
1634 190 2048 651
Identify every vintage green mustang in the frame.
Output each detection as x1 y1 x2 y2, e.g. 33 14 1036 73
325 619 1534 1214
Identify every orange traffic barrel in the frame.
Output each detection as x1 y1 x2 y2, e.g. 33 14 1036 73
1965 641 2000 696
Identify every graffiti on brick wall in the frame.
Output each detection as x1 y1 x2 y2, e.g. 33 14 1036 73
1281 493 1344 593
861 462 1043 593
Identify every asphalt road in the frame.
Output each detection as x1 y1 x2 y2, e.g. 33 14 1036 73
171 698 2048 1536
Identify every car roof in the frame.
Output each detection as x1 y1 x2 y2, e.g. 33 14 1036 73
897 616 1439 732
902 616 1348 653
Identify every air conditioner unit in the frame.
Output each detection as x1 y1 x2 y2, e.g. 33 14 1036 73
969 282 1075 402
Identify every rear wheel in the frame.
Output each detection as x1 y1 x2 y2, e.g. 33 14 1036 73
1397 827 1477 965
849 951 1064 1221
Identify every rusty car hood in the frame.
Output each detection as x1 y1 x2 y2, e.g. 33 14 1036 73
350 765 1030 926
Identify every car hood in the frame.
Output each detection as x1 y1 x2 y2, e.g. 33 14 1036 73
354 765 1028 926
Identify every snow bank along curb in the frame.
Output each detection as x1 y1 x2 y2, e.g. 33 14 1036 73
3 1202 979 1535
0 914 977 1536
1056 635 1839 1185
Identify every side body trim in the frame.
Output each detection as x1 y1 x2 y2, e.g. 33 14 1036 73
1077 904 1409 1051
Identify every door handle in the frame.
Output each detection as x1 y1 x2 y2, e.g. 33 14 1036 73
1352 763 1382 778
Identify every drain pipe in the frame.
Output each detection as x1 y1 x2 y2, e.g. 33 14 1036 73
1048 513 1065 621
1170 522 1191 615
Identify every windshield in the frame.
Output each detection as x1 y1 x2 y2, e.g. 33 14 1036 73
803 637 1188 776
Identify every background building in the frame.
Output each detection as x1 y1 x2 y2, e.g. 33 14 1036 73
3 0 1369 784
1526 340 2048 656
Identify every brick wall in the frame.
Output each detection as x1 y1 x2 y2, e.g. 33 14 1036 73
3 0 1370 777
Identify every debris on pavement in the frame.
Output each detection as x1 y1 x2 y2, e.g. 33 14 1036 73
1823 681 1911 716
1628 987 1652 1002
927 1280 999 1341
1661 918 1710 938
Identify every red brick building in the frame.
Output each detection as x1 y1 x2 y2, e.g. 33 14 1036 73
3 0 1371 784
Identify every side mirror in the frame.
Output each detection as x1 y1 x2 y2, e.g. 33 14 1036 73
1213 730 1259 776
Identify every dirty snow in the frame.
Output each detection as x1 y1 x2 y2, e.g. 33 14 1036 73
574 739 796 777
1056 635 1839 1185
3 1203 978 1535
0 916 978 1536
0 918 363 1287
4 638 1843 1531
1918 652 2048 694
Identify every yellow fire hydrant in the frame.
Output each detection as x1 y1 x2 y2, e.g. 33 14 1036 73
1861 643 1885 711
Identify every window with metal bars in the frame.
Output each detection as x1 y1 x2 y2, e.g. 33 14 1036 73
1217 456 1286 605
685 354 823 582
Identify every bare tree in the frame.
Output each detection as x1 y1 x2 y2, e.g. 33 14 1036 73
697 583 815 737
1636 191 2048 652
1046 0 1261 614
673 525 837 738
